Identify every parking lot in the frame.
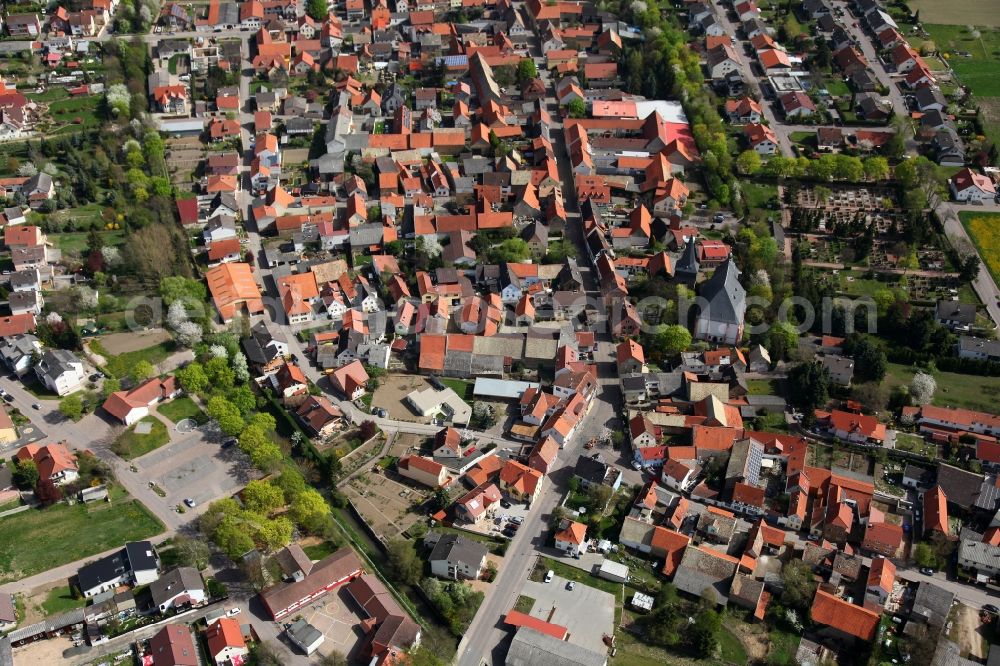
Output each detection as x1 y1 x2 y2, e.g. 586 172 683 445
520 574 615 654
294 588 366 660
132 425 257 508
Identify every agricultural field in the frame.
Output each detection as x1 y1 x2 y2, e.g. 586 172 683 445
921 24 1000 146
908 0 1000 27
885 362 1000 414
960 212 1000 285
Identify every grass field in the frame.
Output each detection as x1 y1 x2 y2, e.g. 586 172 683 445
156 396 206 425
908 1 1000 27
55 229 125 254
440 378 473 399
924 25 1000 97
885 362 1000 413
111 416 170 460
921 24 1000 146
960 212 1000 286
895 432 939 457
0 493 163 582
743 182 778 210
41 584 86 615
94 340 174 378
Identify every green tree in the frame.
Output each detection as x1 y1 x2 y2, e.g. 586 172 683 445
305 0 327 19
12 458 39 489
208 396 244 436
690 607 721 657
863 156 890 181
736 149 761 176
59 394 84 421
654 324 692 356
176 362 209 394
516 58 538 83
172 534 211 570
273 467 307 502
130 360 155 382
913 542 937 569
843 334 887 383
204 356 235 390
780 559 817 614
787 361 830 418
289 488 331 533
767 321 799 361
242 479 285 514
567 98 586 118
387 538 424 586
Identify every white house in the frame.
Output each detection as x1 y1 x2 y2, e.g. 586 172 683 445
35 349 85 396
661 459 697 492
149 567 206 614
554 520 587 558
428 533 488 581
950 167 997 203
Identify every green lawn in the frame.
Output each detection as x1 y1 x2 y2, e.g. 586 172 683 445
111 416 170 460
895 432 939 457
767 628 800 665
92 340 175 378
302 540 340 560
885 362 1000 413
925 25 1000 97
440 378 473 399
156 397 206 425
747 379 779 396
513 595 535 614
823 77 851 97
55 229 125 254
41 584 86 615
718 627 748 663
0 494 163 583
742 182 778 210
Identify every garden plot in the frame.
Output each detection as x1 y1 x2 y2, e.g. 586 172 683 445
342 469 429 541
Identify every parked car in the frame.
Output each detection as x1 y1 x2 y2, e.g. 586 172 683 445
500 499 512 509
31 403 40 410
183 498 196 508
544 570 554 583
221 438 237 449
511 516 524 525
502 528 515 538
566 581 576 591
920 567 935 575
226 607 242 617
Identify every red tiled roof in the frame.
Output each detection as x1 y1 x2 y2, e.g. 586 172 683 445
810 589 880 640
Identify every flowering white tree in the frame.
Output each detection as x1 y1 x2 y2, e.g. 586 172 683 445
909 372 936 406
101 246 122 268
175 321 203 348
17 163 37 177
209 344 228 359
106 84 131 118
232 352 250 383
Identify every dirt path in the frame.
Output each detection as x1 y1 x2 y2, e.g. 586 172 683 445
97 328 171 355
731 620 769 662
950 603 988 660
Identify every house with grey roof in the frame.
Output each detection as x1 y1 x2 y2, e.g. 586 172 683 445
672 546 737 605
0 334 40 376
694 257 746 345
148 567 206 614
505 626 608 666
427 533 488 581
35 349 85 396
908 581 954 633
